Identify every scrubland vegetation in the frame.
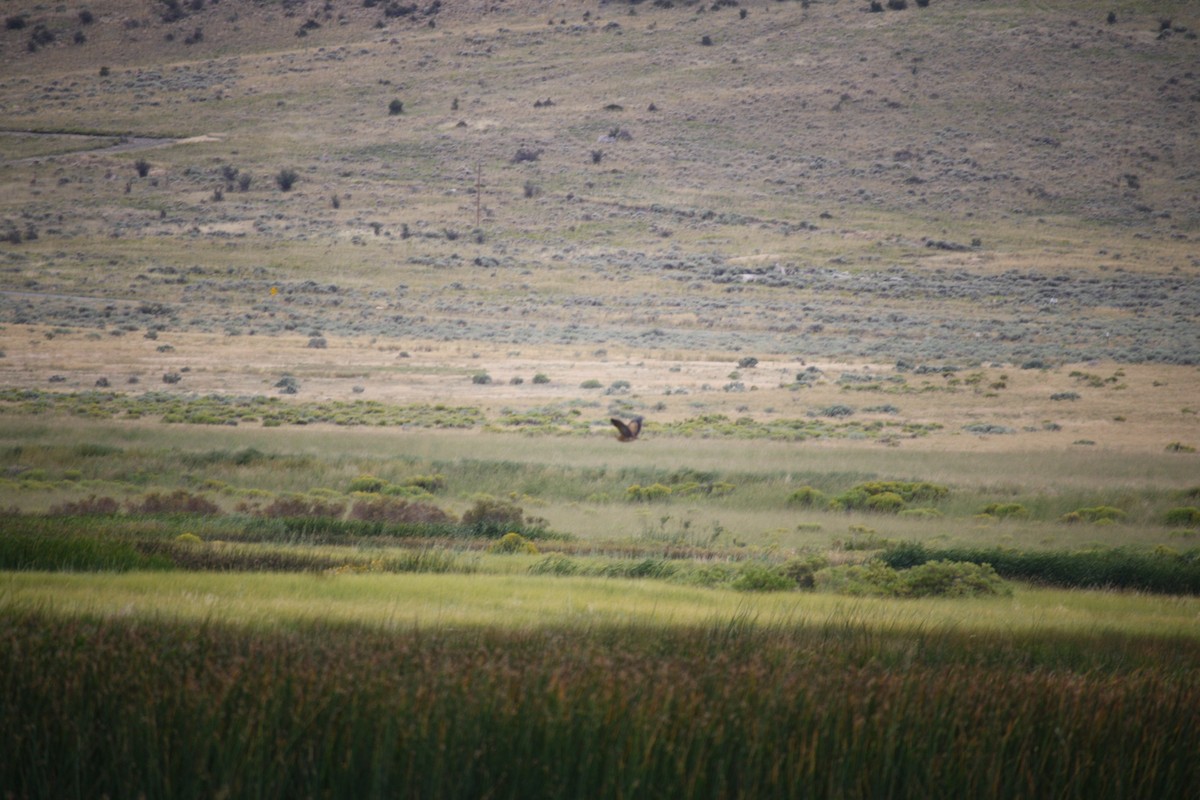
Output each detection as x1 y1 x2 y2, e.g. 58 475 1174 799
1 0 1198 796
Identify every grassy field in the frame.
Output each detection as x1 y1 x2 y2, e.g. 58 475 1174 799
2 0 1199 796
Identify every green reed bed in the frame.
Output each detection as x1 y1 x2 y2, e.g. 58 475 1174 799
1 611 1196 800
883 542 1200 595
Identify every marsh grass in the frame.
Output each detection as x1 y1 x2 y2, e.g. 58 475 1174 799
1 605 1197 799
1 423 1195 553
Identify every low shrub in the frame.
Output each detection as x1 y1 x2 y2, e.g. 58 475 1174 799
488 532 539 555
128 490 219 515
276 169 299 191
865 491 906 514
459 495 553 539
779 554 830 588
349 497 454 525
259 494 346 519
349 474 388 493
1165 507 1200 527
978 503 1030 519
816 559 1009 598
787 486 827 508
830 481 948 514
731 563 794 592
404 474 447 493
626 483 673 502
48 495 119 515
1061 505 1126 524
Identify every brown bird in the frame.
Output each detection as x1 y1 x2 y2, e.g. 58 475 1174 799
610 415 644 442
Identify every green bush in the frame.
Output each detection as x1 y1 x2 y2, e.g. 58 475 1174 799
731 563 794 592
404 474 447 493
488 532 538 555
978 503 1030 519
626 483 673 502
786 486 827 508
830 481 949 513
880 542 1200 594
865 491 906 514
902 560 1011 598
1061 505 1126 524
349 474 388 493
779 555 829 588
1164 507 1200 527
462 495 525 531
816 559 1009 598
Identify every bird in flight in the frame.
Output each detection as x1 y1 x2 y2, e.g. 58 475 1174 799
610 415 644 442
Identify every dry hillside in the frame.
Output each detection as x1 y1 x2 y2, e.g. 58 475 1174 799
0 0 1197 447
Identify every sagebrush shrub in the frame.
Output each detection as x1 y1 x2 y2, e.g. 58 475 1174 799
260 494 345 519
349 496 454 525
127 490 219 515
276 169 298 191
462 495 524 528
48 495 119 515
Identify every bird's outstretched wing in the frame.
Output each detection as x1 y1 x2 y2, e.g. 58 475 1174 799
611 416 644 441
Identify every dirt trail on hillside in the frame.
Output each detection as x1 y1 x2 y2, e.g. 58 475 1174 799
1 130 221 164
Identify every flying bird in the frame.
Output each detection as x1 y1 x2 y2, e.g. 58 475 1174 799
610 415 644 442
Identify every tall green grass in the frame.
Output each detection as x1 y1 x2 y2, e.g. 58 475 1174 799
883 542 1200 594
1 611 1196 799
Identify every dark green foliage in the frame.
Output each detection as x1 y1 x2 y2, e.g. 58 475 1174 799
830 480 948 513
817 559 1010 598
388 98 404 115
349 473 388 492
882 542 1200 594
730 563 794 592
786 485 827 507
275 168 299 191
5 614 1196 799
0 530 171 571
1061 505 1126 524
779 554 829 588
1165 507 1200 527
978 502 1030 519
